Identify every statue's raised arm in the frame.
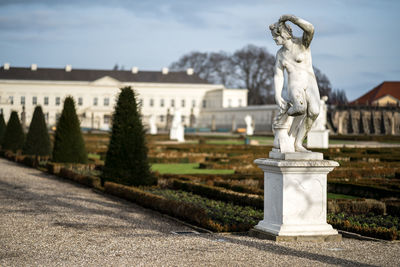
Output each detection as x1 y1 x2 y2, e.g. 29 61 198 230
279 14 314 48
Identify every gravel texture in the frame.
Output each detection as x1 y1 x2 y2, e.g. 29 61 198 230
1 158 399 266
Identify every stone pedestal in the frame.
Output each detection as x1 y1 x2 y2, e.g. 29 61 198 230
251 153 341 241
307 129 329 149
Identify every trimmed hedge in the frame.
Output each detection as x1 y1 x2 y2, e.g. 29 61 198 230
328 213 399 241
213 181 264 196
328 199 386 215
58 168 102 189
169 179 264 209
328 182 400 199
104 182 225 232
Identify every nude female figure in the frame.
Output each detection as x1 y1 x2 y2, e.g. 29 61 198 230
269 14 320 152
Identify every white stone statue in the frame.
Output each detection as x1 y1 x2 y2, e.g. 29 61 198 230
311 96 328 131
170 109 185 142
149 114 157 135
269 14 320 153
244 115 254 136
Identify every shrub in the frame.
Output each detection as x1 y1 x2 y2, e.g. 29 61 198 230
102 87 156 186
52 97 87 163
103 182 221 230
169 179 264 209
58 168 102 189
46 162 63 175
0 113 6 145
2 111 25 152
23 106 51 157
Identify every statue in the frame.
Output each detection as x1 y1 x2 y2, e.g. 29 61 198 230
244 115 254 136
149 114 157 135
170 109 185 142
269 15 320 153
312 96 328 131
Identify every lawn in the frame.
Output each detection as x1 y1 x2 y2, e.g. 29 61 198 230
151 163 235 174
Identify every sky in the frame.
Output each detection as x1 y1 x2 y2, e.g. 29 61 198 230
0 0 399 101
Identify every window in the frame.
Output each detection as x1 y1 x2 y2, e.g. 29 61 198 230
239 99 242 107
160 99 164 107
182 115 185 122
202 100 206 108
171 99 175 107
55 97 60 106
181 99 185 107
32 96 37 105
93 97 98 106
45 112 49 123
159 115 164 122
150 99 154 107
104 114 111 124
9 96 14 105
78 97 83 106
44 97 49 105
21 96 25 105
192 99 196 108
138 99 143 107
228 99 232 107
104 98 110 106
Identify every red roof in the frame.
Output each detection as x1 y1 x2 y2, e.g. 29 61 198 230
350 81 400 105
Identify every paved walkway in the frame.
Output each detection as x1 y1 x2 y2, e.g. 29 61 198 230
1 158 399 266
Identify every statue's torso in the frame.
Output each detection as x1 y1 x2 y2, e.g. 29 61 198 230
278 39 315 89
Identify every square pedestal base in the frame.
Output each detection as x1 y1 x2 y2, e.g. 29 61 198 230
253 157 340 242
249 228 342 242
307 129 329 149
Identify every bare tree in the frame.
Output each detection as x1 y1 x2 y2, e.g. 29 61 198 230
169 52 212 81
231 45 275 105
169 45 341 106
313 66 332 98
329 89 348 105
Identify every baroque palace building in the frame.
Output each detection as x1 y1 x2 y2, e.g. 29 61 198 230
0 63 247 131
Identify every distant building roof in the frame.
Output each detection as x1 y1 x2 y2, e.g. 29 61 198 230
0 66 209 84
350 81 400 105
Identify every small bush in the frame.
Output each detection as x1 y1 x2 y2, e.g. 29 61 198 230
0 113 6 146
2 111 25 152
169 179 264 209
23 106 51 157
102 87 156 186
52 96 87 163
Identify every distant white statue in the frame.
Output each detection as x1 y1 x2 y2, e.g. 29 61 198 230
244 115 254 136
170 109 185 142
307 96 330 149
312 96 328 131
149 114 157 135
269 14 320 153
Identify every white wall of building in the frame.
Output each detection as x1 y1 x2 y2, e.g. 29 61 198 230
0 76 248 131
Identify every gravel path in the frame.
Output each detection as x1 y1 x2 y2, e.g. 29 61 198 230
1 158 399 266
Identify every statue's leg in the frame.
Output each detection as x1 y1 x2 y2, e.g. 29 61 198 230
294 88 320 152
287 88 306 117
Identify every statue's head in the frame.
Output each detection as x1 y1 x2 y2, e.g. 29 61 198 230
269 22 292 45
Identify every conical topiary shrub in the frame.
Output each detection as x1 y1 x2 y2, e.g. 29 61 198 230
23 106 51 157
0 113 6 146
2 111 25 152
102 86 156 186
52 96 87 163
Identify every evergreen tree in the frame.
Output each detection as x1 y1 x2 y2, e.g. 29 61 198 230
52 96 87 163
23 106 51 156
102 87 156 186
0 113 6 146
2 111 25 152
